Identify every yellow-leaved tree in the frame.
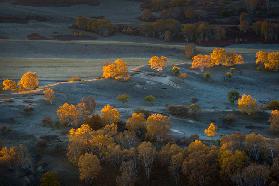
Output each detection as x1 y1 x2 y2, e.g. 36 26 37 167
256 51 279 71
146 113 170 141
57 103 79 126
126 112 146 133
101 104 120 125
204 122 217 137
78 153 101 184
18 71 39 90
210 48 227 66
238 94 257 115
148 56 167 71
102 58 129 80
191 54 213 70
2 79 17 91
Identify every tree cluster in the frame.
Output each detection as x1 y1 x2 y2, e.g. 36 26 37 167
191 48 244 70
102 58 130 80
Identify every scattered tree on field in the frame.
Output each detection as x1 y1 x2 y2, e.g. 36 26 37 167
204 122 217 137
238 94 257 115
18 71 39 90
102 59 129 80
117 94 129 104
2 79 17 91
148 56 167 71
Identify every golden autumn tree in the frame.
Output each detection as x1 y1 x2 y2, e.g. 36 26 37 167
102 58 129 80
210 48 227 66
204 122 217 137
238 94 257 115
43 88 55 104
100 104 120 125
256 51 279 71
2 79 17 91
265 52 279 71
126 112 146 133
78 153 101 184
191 54 213 70
57 103 79 126
148 56 167 71
256 51 268 66
146 113 170 141
67 124 93 165
224 53 244 67
269 110 279 133
18 71 39 90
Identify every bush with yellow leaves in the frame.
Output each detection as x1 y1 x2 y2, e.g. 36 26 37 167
238 94 257 115
102 58 129 80
57 103 79 126
2 79 17 91
101 104 120 125
18 71 39 90
191 54 213 70
191 48 244 70
204 122 217 137
146 113 170 141
43 88 55 104
269 110 279 133
126 112 146 133
148 56 167 71
256 51 279 71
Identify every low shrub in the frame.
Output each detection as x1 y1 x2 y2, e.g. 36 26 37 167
144 95 156 105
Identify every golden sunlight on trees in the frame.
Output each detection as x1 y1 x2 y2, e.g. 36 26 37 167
78 153 101 183
146 113 170 141
40 171 61 186
57 103 79 126
204 122 217 137
137 141 156 180
101 104 120 125
43 88 55 104
191 48 244 70
126 112 146 134
270 110 279 133
237 94 257 115
210 48 227 66
191 54 213 70
148 56 167 71
256 51 279 71
102 58 129 80
2 79 17 91
18 71 39 90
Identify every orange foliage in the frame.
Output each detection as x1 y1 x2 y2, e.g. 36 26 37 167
18 71 39 90
148 56 167 71
101 104 120 125
57 103 79 126
2 79 17 91
191 48 244 70
204 122 217 137
191 54 213 69
102 58 129 80
146 113 170 141
256 51 279 71
238 94 257 115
